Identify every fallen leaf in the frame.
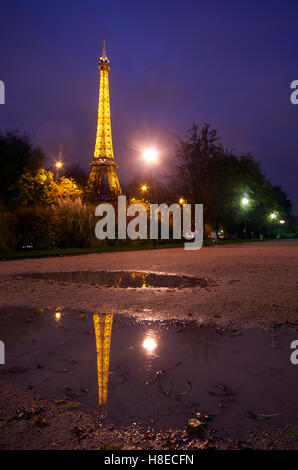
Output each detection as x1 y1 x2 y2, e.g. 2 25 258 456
15 406 43 420
54 397 68 405
59 401 81 412
246 409 282 420
187 418 210 435
71 426 90 440
34 417 48 427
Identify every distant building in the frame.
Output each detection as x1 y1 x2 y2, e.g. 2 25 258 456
88 41 121 199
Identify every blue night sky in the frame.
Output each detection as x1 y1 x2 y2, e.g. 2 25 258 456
1 0 298 212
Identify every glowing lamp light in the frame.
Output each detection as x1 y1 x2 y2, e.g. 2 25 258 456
179 198 185 205
241 197 249 206
143 149 158 164
55 311 61 321
142 336 157 353
56 161 63 168
280 219 285 224
270 213 277 220
141 185 148 191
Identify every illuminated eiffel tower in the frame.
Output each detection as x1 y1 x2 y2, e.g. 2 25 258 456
93 313 113 417
88 41 122 199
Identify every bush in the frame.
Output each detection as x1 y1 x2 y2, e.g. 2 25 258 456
11 206 57 250
53 199 101 248
0 206 16 251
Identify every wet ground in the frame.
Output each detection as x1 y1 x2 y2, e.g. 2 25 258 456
0 306 297 444
0 241 298 449
1 240 297 325
24 270 209 289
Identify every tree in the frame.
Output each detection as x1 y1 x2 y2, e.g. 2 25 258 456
173 124 293 237
174 123 223 205
9 169 82 207
64 163 89 190
0 131 45 207
12 168 54 207
47 177 82 203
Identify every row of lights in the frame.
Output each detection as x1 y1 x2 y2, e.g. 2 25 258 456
54 155 285 227
140 182 184 204
241 196 285 224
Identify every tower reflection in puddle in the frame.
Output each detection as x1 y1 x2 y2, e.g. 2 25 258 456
93 314 159 417
93 313 113 418
113 271 149 288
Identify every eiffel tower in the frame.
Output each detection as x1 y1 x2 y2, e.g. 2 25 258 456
88 41 122 200
93 312 113 417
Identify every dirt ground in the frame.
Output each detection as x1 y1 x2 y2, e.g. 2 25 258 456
0 382 297 450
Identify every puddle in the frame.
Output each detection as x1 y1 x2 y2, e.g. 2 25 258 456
22 271 209 289
0 307 297 432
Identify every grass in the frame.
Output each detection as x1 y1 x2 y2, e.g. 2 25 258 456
0 241 185 260
0 237 275 261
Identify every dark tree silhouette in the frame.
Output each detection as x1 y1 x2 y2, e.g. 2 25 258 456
0 131 45 207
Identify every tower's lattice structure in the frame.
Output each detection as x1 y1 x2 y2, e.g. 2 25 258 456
93 312 113 417
88 41 121 198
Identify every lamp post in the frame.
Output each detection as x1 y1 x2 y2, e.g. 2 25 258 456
241 196 250 238
55 161 63 179
143 149 158 198
142 149 158 249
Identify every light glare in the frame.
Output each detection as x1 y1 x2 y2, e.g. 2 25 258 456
142 337 157 353
143 149 158 163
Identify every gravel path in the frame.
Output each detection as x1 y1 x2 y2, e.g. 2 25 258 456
0 239 297 325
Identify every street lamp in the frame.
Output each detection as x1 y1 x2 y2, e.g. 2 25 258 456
280 219 285 224
269 213 277 220
142 148 159 200
240 196 250 237
241 197 249 206
142 149 158 249
141 184 148 192
55 161 63 179
179 198 185 205
143 149 158 164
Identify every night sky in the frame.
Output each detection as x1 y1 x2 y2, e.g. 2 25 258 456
1 0 298 212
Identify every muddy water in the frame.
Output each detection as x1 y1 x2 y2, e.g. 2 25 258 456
22 271 209 289
0 307 297 433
